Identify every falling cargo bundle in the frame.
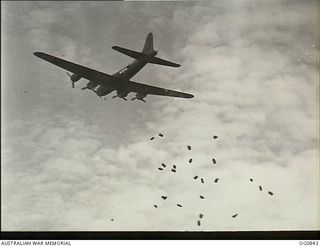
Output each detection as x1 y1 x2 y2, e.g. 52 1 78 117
171 164 177 172
149 132 277 228
197 214 204 226
158 162 167 171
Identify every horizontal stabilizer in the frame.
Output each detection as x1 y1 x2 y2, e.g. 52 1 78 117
112 46 180 68
148 56 180 67
112 46 142 59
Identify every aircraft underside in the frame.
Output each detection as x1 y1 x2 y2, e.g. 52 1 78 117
89 85 146 102
33 32 194 102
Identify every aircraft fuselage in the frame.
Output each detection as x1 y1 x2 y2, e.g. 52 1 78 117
95 50 157 97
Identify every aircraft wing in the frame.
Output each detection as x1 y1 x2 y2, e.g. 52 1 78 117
34 52 115 83
124 79 194 98
34 52 194 99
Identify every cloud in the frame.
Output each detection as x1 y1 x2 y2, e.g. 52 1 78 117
147 0 319 229
2 0 319 231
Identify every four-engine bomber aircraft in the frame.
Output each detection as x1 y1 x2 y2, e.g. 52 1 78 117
34 33 194 102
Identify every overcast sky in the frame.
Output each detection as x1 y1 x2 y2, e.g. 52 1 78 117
1 1 319 231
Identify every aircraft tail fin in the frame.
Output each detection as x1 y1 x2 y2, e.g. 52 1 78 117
142 32 180 67
142 32 154 54
112 32 180 67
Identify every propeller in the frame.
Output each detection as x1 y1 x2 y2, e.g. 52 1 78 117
112 95 127 101
131 97 146 102
66 72 75 88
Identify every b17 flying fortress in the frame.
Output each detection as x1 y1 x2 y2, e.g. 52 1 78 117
34 33 194 102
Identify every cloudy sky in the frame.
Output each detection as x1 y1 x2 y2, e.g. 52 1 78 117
1 1 319 231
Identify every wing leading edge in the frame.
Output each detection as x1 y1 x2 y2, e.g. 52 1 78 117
125 80 193 98
33 52 194 99
33 52 115 82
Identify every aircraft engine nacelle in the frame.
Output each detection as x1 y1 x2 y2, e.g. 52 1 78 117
69 73 81 82
87 81 99 89
66 72 82 88
135 92 147 100
116 90 129 98
131 92 147 102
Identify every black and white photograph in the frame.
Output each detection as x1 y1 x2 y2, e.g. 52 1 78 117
1 0 319 239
